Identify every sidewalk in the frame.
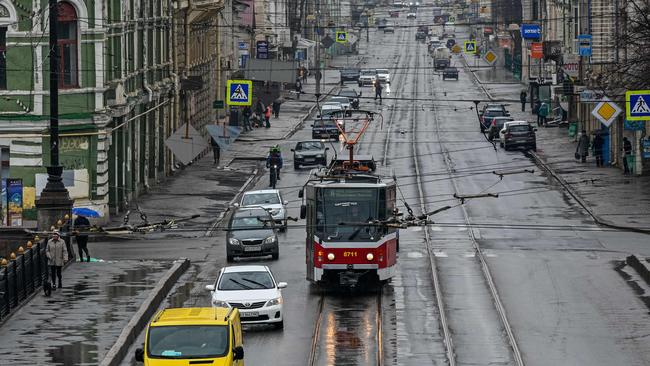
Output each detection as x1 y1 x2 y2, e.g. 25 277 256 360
462 51 650 231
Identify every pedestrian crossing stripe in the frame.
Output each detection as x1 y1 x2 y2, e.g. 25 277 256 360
464 40 477 54
226 80 252 106
626 90 650 120
336 31 348 43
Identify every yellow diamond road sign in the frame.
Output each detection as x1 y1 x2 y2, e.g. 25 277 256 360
591 97 622 128
483 50 497 65
464 40 477 54
336 31 348 43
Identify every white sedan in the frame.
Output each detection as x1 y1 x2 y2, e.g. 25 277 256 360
239 189 288 229
207 265 287 329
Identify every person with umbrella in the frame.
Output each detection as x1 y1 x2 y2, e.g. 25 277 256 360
74 214 91 262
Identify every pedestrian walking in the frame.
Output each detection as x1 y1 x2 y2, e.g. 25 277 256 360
623 137 633 175
46 230 68 290
242 106 252 131
255 99 265 117
264 106 272 128
576 130 590 163
374 79 383 104
520 90 527 112
272 98 282 118
302 66 308 82
73 214 91 262
592 132 604 167
295 80 302 99
210 136 221 164
537 102 549 126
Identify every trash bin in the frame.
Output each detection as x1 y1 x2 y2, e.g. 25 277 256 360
568 122 577 138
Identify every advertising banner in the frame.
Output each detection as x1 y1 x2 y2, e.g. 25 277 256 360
6 178 23 227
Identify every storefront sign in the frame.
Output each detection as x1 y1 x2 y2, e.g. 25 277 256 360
530 42 544 59
578 34 592 57
624 120 645 131
562 54 580 79
521 24 541 39
256 41 269 59
6 178 22 227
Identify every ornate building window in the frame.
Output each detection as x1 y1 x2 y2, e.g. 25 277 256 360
0 4 9 90
57 2 78 88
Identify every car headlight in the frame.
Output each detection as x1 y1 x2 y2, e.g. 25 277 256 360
212 299 231 308
316 154 324 158
295 154 303 159
228 238 240 245
264 236 277 244
266 297 283 307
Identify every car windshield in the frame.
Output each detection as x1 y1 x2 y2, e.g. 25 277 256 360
230 215 266 229
509 125 531 132
339 90 356 98
495 119 513 128
485 110 506 117
361 70 375 76
329 97 348 104
148 325 228 359
376 69 389 74
218 271 275 290
297 142 323 151
316 188 381 241
242 193 280 206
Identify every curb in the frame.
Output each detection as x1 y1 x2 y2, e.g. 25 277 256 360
99 258 190 366
204 168 259 237
530 151 650 234
626 255 650 286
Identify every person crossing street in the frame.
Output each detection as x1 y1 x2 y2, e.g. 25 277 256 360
374 79 383 104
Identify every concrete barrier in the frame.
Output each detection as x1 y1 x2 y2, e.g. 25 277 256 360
99 258 190 366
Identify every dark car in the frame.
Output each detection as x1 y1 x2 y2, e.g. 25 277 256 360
226 208 279 262
312 119 341 140
340 68 360 85
377 19 388 29
480 109 508 132
442 67 458 80
292 141 329 169
338 88 361 109
446 39 456 48
487 116 514 140
389 10 399 17
415 31 427 41
503 122 537 151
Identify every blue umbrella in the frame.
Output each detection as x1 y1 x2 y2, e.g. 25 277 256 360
72 207 102 218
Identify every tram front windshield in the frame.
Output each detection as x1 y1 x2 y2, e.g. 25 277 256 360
317 188 381 241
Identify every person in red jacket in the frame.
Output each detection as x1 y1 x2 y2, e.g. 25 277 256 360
264 106 272 128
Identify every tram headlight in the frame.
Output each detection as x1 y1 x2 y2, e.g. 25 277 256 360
366 253 374 261
327 253 335 261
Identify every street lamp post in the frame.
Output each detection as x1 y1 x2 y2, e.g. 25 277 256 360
35 0 73 232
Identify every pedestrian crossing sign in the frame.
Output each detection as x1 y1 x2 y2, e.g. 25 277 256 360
626 90 650 120
464 40 477 54
336 31 348 44
226 80 252 106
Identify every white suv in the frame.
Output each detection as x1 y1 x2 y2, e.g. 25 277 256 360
239 189 288 229
206 265 287 329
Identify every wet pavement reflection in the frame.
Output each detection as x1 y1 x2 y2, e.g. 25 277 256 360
0 261 169 365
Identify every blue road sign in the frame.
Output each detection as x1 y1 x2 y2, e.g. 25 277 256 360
226 80 252 106
521 24 541 39
256 41 269 59
626 90 650 121
578 34 592 57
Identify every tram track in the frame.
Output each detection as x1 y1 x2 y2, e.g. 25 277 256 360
424 40 525 365
308 291 384 366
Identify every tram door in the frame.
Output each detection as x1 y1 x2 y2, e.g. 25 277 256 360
305 194 316 282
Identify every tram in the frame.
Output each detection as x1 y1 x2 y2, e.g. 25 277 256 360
299 112 399 287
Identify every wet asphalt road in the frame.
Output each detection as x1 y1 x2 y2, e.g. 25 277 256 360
7 7 650 366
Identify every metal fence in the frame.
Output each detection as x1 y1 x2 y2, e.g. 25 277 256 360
0 241 48 322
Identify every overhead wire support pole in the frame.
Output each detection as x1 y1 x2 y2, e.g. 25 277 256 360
314 0 321 99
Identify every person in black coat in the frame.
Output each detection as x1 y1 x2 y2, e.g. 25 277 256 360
73 215 91 262
592 133 604 167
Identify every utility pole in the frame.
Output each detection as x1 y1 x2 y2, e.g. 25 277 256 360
36 0 73 231
314 0 321 98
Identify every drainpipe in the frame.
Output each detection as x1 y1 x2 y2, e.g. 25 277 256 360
184 0 192 138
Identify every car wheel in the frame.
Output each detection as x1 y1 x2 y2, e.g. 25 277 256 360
226 254 234 263
532 144 537 152
274 320 284 330
294 162 300 169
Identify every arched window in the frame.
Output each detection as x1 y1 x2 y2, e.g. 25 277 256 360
57 2 78 88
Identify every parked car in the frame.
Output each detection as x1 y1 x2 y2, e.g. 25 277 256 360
375 68 391 84
239 189 288 229
292 140 329 169
339 68 360 85
442 67 459 80
407 12 416 19
206 265 287 329
480 108 508 132
377 19 388 29
226 208 279 262
415 31 427 40
501 121 537 151
358 69 377 86
487 116 514 140
338 88 361 109
384 25 395 33
319 102 344 118
389 10 399 17
312 119 341 140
